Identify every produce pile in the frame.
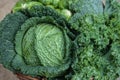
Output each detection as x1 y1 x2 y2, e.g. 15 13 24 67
0 0 120 80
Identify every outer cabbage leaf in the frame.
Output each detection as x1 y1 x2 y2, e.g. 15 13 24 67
0 12 28 70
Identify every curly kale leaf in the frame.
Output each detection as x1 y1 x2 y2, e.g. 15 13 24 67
69 0 103 15
69 0 104 33
71 0 120 80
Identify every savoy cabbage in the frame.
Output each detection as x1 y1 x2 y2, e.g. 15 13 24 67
0 5 73 78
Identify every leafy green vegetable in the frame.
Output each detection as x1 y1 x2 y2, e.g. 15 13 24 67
69 0 104 32
70 0 120 80
12 1 43 12
12 0 72 19
1 0 120 80
0 5 73 78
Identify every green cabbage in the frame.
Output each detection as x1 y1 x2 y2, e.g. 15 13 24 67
0 5 73 78
12 0 72 19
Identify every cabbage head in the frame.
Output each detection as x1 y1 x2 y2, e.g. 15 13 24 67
0 5 73 78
